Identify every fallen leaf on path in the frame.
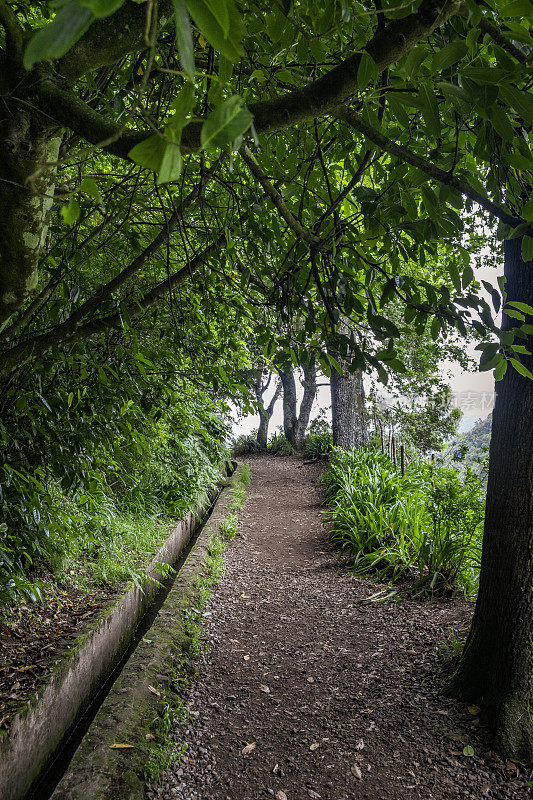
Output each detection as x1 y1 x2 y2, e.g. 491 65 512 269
258 684 270 693
310 742 320 751
308 791 321 799
468 704 480 715
275 792 287 800
145 733 155 741
351 764 362 779
242 742 256 755
109 743 135 750
243 655 250 661
355 738 365 750
241 594 250 599
148 685 161 697
481 785 491 796
307 677 315 683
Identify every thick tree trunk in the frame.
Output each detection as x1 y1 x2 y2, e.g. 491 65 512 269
0 101 61 330
330 366 368 450
328 316 368 450
279 360 317 451
447 237 533 764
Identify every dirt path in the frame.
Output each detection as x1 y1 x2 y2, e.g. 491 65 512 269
148 456 529 800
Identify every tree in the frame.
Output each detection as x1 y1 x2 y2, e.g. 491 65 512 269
251 370 282 449
328 320 368 449
446 237 533 764
278 359 317 452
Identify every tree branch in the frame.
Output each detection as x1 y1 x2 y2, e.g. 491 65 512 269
38 0 461 159
335 106 522 228
0 0 23 61
240 146 325 249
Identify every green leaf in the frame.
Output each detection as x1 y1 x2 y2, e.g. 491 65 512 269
77 0 125 18
462 264 474 288
509 357 533 380
419 84 441 138
61 197 80 225
79 177 100 200
448 264 462 293
185 0 244 62
24 3 94 69
128 135 167 171
357 51 378 91
521 196 533 223
502 0 533 17
488 105 514 142
173 0 195 80
504 308 526 321
388 94 410 129
404 45 428 79
507 300 533 315
157 143 183 184
521 235 533 262
432 40 467 74
463 746 475 757
200 95 253 149
494 358 508 381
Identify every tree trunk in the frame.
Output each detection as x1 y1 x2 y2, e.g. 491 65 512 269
279 360 317 451
447 236 533 765
256 380 282 449
0 98 62 330
330 367 368 449
279 369 299 448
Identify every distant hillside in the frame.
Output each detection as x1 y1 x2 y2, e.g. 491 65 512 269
444 414 492 477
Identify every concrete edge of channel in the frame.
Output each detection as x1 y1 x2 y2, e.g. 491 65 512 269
49 478 237 800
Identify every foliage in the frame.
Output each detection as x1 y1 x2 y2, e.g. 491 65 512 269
444 414 492 479
324 448 485 595
0 332 233 607
302 416 333 459
267 429 295 456
232 433 262 456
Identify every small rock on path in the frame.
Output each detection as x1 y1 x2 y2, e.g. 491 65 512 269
148 455 529 800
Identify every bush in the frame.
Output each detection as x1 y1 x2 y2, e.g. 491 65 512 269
267 430 294 456
302 417 332 459
232 433 261 456
323 447 485 595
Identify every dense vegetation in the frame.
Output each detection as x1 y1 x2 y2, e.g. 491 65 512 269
324 447 485 596
0 0 532 762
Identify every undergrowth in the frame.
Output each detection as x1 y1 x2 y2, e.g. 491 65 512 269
142 462 250 784
324 447 485 596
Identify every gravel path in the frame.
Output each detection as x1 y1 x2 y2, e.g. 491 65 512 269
147 455 530 800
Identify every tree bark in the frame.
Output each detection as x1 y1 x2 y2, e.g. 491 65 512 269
279 360 317 451
0 107 61 330
447 236 533 765
328 319 368 449
256 379 282 450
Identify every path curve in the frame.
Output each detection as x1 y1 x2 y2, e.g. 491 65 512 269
148 455 527 800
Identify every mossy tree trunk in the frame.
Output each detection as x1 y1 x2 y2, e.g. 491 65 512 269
447 236 533 765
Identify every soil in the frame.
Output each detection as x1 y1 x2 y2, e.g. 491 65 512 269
0 582 117 730
148 455 532 800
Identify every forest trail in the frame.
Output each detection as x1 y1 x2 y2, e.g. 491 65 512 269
148 456 526 800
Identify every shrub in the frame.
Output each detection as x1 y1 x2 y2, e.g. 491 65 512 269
267 431 294 456
303 417 332 459
323 447 485 595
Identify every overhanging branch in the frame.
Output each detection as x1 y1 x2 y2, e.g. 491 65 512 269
335 106 522 228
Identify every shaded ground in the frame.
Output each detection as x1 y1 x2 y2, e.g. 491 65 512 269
0 584 117 729
149 455 531 800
